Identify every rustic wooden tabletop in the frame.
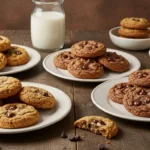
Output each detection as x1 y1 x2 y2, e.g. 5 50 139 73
0 30 150 150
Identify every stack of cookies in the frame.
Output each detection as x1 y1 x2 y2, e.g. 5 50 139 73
0 36 29 70
109 69 150 117
118 17 150 38
54 40 130 79
0 76 56 129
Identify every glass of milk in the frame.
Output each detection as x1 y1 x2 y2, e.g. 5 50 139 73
31 0 65 52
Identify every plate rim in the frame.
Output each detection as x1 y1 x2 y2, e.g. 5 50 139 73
91 77 150 122
43 48 141 82
0 82 72 134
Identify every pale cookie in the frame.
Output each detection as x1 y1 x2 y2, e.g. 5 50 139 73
19 86 56 109
74 116 118 139
0 103 39 128
0 76 22 99
0 53 7 70
0 36 11 52
5 46 30 66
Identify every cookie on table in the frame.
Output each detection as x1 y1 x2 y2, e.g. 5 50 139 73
0 36 11 52
54 51 77 69
74 116 118 139
71 40 106 58
0 76 22 99
128 69 150 87
0 103 39 128
5 46 29 66
118 28 149 38
0 53 7 70
98 52 129 72
120 17 150 29
123 87 150 117
67 58 104 79
108 82 134 104
19 86 56 109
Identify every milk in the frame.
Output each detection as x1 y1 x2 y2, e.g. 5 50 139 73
31 11 65 51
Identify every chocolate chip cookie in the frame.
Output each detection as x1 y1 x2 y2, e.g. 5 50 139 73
5 46 29 66
71 40 106 58
0 53 7 70
74 116 118 139
67 58 104 79
120 17 150 29
98 52 129 72
129 69 150 87
0 76 22 99
54 51 77 69
19 86 56 109
0 36 11 52
123 87 150 117
0 103 39 128
108 82 134 104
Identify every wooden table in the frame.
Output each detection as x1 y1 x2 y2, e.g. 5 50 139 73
0 30 150 150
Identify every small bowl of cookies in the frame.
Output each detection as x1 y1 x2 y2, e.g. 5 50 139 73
109 17 150 50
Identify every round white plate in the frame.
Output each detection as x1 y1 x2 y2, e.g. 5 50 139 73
0 82 72 134
43 48 141 82
91 77 150 122
0 44 41 75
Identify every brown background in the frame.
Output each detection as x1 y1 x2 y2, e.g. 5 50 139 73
1 0 150 30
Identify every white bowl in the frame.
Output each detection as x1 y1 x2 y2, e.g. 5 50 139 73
109 26 150 50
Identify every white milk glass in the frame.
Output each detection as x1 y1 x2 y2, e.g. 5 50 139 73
31 0 65 52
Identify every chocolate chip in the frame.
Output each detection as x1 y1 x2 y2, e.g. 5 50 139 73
139 90 147 95
82 64 88 70
43 92 49 97
60 132 68 138
144 97 150 104
137 72 148 78
69 135 80 142
100 120 106 125
88 123 91 128
15 51 22 55
5 105 17 110
63 55 68 59
134 100 141 106
7 112 15 118
0 37 3 40
98 144 105 150
107 57 114 61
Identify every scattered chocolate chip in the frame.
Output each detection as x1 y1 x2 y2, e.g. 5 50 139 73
69 135 80 142
144 97 150 104
60 132 68 138
134 100 141 106
98 143 105 150
15 51 22 55
100 120 106 125
139 90 147 95
43 92 49 97
0 37 3 40
107 57 114 61
5 105 17 110
7 112 15 118
63 55 68 59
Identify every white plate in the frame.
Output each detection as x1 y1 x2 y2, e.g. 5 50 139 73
43 48 141 82
0 82 72 134
0 44 41 75
91 77 150 122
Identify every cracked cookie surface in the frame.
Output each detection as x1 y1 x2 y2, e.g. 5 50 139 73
0 53 7 70
0 103 39 128
0 36 11 52
74 116 118 139
19 86 56 109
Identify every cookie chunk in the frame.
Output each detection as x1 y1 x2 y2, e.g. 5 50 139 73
67 58 104 79
71 40 106 58
54 51 77 69
0 53 7 70
118 28 149 38
98 52 129 72
108 82 134 104
0 36 11 52
19 86 56 109
129 69 150 87
120 17 150 29
74 116 118 139
5 46 30 66
123 87 150 117
0 76 22 99
0 103 39 128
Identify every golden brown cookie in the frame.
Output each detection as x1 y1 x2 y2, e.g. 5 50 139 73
128 69 150 87
71 40 106 58
98 52 129 72
120 17 150 29
5 46 30 66
118 27 149 38
0 76 22 99
0 53 7 70
74 116 118 139
0 36 11 52
19 86 56 109
67 58 104 79
0 103 39 128
54 51 77 69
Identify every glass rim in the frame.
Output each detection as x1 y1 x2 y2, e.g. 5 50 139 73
32 0 64 5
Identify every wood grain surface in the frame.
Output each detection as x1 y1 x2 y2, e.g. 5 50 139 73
0 30 150 150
